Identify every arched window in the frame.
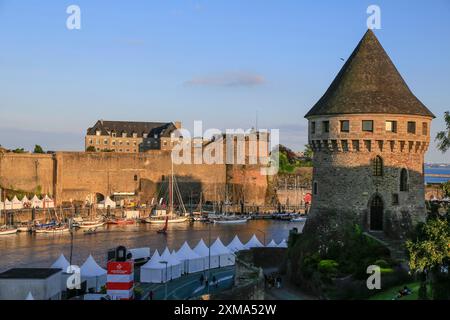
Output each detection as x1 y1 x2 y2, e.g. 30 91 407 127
372 156 383 176
400 169 408 191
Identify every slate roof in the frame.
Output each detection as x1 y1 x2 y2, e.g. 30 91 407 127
305 30 435 118
86 120 177 138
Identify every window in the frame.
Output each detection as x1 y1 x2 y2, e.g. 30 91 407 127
341 140 349 152
96 130 101 136
89 139 93 144
407 121 416 134
313 182 318 195
104 139 108 145
311 122 316 134
112 141 116 146
352 140 360 151
392 194 399 205
112 132 117 138
322 121 330 133
385 121 397 132
340 120 349 132
372 156 383 176
364 140 372 152
96 139 100 145
134 175 138 181
122 132 127 138
132 133 138 138
400 169 408 191
362 120 374 132
422 122 428 135
143 133 148 138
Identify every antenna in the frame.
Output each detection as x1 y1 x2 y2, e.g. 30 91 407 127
255 110 258 132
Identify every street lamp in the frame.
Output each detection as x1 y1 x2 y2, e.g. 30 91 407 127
159 261 168 300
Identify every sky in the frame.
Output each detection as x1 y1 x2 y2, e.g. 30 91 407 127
0 0 449 162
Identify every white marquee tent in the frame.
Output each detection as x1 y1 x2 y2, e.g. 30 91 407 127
140 250 168 284
11 196 23 210
278 239 288 248
31 195 43 209
80 255 107 292
193 239 219 269
245 234 264 249
43 195 55 208
266 240 278 248
97 196 116 209
21 195 31 207
175 242 204 274
160 247 182 281
51 254 70 271
25 292 35 300
2 198 12 210
227 235 246 253
210 238 235 267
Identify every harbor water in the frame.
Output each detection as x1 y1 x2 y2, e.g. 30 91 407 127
0 220 304 272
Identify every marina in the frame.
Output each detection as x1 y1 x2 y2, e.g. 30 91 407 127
0 219 305 272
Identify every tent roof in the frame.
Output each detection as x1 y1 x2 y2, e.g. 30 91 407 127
31 195 41 201
278 239 288 248
11 196 20 202
193 239 210 257
266 240 278 248
25 292 34 300
161 247 181 266
176 242 201 260
211 238 232 255
245 234 264 249
80 255 107 277
141 250 166 269
21 196 29 202
51 254 70 271
227 235 246 252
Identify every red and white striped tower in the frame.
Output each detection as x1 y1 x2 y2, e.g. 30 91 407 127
106 261 134 300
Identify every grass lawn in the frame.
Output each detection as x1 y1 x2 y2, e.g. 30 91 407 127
369 282 422 300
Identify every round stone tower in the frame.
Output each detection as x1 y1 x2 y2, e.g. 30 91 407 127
304 30 435 240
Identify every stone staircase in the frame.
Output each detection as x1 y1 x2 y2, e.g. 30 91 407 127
363 231 408 262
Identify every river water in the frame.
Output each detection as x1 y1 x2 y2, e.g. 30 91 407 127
0 220 304 272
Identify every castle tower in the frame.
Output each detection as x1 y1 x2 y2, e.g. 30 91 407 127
304 30 435 239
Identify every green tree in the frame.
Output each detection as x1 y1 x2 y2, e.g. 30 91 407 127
436 111 450 153
442 181 450 197
304 144 313 159
12 148 26 153
86 146 96 152
406 218 450 299
33 145 45 154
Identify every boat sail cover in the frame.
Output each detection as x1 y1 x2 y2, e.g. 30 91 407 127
227 235 246 253
245 234 264 249
193 239 219 269
277 239 288 248
80 255 107 291
160 247 182 280
266 240 278 248
175 242 204 274
210 238 235 267
140 250 168 284
51 254 70 271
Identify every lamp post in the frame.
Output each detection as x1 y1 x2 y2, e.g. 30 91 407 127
160 261 168 300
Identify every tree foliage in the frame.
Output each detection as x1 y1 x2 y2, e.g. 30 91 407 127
435 111 450 153
33 145 45 154
86 146 96 152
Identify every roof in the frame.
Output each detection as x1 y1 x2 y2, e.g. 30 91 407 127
86 120 177 138
305 30 435 118
0 268 61 279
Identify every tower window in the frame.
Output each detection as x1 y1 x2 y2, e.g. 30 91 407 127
362 120 374 132
364 140 372 152
386 121 397 133
311 122 316 134
407 121 416 134
313 182 318 195
372 156 383 176
341 140 349 152
392 193 399 205
322 121 330 133
340 120 349 132
134 175 138 181
400 169 408 191
422 122 428 135
352 140 360 151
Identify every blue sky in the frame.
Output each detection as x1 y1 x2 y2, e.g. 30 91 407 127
0 0 449 162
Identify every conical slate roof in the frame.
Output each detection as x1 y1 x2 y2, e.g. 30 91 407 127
305 30 434 118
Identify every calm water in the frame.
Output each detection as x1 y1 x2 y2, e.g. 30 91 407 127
0 220 303 272
425 166 450 184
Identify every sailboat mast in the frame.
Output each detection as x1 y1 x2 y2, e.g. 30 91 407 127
171 152 174 214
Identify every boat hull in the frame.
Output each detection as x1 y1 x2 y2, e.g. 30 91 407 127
213 218 249 224
78 222 105 229
144 217 187 224
0 228 18 235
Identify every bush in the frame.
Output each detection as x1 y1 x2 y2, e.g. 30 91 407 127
374 259 390 269
318 259 339 275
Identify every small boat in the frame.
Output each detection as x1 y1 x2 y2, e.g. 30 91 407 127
145 216 187 224
43 226 70 234
17 225 31 232
193 216 209 222
157 216 169 234
213 217 249 224
107 218 135 225
78 220 105 229
83 228 98 235
291 217 307 222
0 227 18 235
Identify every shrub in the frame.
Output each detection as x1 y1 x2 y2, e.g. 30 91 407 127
374 259 390 269
318 259 339 275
